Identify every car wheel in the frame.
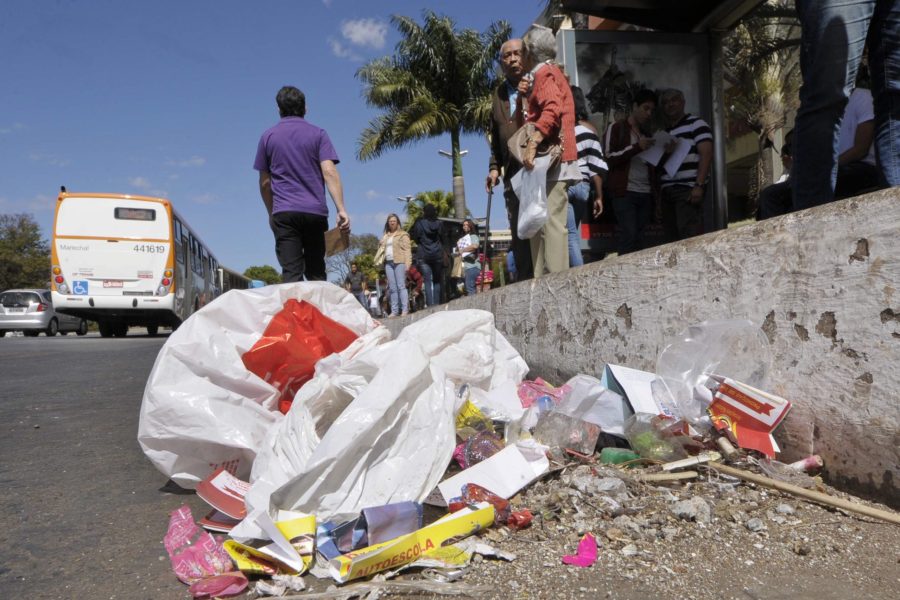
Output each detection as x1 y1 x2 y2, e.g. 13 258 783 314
147 323 159 337
99 321 114 338
45 319 59 336
76 320 88 336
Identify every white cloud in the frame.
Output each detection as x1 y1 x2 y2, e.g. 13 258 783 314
28 152 71 167
128 176 167 197
165 155 206 168
190 193 217 205
340 18 387 49
129 176 152 190
365 189 380 200
329 37 360 61
0 122 24 135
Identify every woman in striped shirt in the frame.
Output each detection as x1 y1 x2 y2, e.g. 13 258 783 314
567 86 608 266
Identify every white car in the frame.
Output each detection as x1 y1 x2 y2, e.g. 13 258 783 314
0 289 87 337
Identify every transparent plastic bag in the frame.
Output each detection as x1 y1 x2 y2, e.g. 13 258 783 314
655 319 772 422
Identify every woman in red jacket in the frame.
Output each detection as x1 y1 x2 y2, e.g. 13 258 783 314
519 25 580 276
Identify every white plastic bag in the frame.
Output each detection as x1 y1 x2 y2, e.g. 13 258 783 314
137 282 381 487
511 154 552 240
237 309 528 530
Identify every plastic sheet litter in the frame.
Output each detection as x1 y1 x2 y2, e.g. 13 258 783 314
138 282 381 487
241 298 359 414
654 319 773 422
164 505 234 585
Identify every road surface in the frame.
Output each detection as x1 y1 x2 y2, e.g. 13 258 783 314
0 333 211 599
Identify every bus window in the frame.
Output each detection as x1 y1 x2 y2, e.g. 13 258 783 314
174 218 184 264
201 248 209 277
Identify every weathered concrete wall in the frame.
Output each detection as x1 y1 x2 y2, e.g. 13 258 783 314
387 188 900 507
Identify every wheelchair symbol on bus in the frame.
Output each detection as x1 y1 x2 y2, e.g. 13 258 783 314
72 280 89 295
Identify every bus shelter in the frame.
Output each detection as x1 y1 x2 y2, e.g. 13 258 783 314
553 0 765 255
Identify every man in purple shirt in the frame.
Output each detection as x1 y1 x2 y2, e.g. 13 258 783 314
254 86 350 282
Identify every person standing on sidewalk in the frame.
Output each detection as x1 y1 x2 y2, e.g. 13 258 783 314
658 88 713 243
486 38 533 282
792 1 899 209
603 89 658 254
254 85 350 282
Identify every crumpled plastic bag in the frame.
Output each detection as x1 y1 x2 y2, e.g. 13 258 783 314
138 282 380 487
654 319 772 422
232 310 528 539
164 505 234 585
241 299 359 414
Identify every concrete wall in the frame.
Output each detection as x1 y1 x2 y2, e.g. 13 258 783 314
387 188 900 507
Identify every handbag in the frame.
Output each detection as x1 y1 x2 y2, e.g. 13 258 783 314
373 241 386 269
450 255 464 279
507 122 562 167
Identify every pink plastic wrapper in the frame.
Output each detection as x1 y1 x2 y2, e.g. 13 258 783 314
517 378 571 409
164 505 234 585
561 532 598 567
188 572 248 599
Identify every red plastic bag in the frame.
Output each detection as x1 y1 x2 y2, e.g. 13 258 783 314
242 299 358 414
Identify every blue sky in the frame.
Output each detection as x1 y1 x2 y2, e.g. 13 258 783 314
0 0 541 273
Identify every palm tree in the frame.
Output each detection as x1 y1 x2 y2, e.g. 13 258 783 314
356 12 511 218
402 190 457 230
724 1 801 215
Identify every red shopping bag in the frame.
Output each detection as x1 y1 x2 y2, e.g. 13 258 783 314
241 299 358 414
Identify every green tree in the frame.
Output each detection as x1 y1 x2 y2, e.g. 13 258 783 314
724 0 801 215
243 265 282 285
356 12 511 218
0 213 50 290
326 233 382 284
402 190 457 230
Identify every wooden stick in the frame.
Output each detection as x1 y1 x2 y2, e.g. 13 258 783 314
707 462 900 526
634 470 698 482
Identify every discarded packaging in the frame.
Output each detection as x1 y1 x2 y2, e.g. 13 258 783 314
241 298 359 414
532 411 601 459
139 282 379 487
453 430 505 469
561 532 598 567
655 319 773 422
187 572 248 599
196 467 249 520
507 509 533 530
662 451 722 472
455 483 510 525
438 443 549 504
328 502 495 583
599 447 641 465
706 375 791 458
164 505 233 585
623 413 690 462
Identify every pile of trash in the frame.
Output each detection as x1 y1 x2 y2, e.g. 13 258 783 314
138 283 897 599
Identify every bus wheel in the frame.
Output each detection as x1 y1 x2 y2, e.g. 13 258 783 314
114 323 128 337
99 321 114 338
147 324 159 337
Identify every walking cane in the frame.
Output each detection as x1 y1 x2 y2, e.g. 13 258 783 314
480 189 493 290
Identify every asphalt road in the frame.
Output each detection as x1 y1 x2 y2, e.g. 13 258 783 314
0 332 211 599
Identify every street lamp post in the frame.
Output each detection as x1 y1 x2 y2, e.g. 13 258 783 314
438 149 468 218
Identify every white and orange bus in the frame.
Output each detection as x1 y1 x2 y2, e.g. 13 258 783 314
50 190 222 337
